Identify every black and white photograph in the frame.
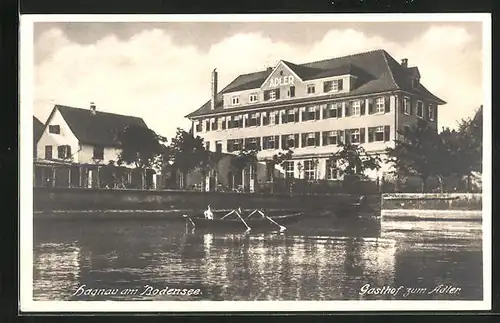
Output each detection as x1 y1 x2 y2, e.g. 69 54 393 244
20 14 491 312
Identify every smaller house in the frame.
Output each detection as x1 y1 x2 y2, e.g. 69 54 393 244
34 103 157 189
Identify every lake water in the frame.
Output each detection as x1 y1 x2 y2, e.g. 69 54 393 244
33 213 483 301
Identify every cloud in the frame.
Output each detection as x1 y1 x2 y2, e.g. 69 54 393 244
33 24 483 140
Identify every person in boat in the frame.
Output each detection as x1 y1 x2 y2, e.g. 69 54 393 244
204 205 214 220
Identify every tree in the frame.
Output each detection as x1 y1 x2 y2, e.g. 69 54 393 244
386 119 447 192
169 128 210 189
230 147 259 192
265 149 294 192
328 142 381 180
115 124 166 189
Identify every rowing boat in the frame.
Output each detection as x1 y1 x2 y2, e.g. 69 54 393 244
183 208 304 232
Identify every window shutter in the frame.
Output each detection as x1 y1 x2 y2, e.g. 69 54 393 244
410 97 414 115
276 89 280 99
67 145 72 158
294 109 299 122
360 128 365 143
257 114 261 126
290 86 295 97
227 141 232 152
368 98 374 114
302 109 307 122
301 133 307 147
294 134 299 148
337 104 343 118
338 79 343 90
264 90 270 101
345 129 351 144
282 112 287 124
323 81 329 92
399 96 404 113
275 135 280 149
423 104 428 120
315 132 320 146
244 138 250 149
275 112 280 124
345 102 351 117
322 105 328 119
282 136 287 150
385 96 391 112
368 128 374 142
322 132 328 146
262 137 268 150
315 107 320 120
360 100 366 115
256 137 261 150
384 125 391 142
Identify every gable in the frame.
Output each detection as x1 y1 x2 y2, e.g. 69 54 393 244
261 61 303 90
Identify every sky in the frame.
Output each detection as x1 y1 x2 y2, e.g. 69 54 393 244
32 19 484 140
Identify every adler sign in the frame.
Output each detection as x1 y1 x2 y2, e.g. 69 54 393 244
269 75 294 88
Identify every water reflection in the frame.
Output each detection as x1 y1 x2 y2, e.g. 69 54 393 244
33 214 482 301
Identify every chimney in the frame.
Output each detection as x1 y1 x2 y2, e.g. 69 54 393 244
401 58 408 68
210 69 218 110
90 102 96 115
266 67 273 72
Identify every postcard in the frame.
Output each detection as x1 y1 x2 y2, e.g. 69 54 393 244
20 13 491 312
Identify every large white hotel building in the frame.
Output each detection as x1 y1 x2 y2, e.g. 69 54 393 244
185 49 445 191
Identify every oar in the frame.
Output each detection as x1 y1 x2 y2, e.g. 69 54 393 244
182 214 196 227
235 208 251 232
221 210 235 220
259 210 286 232
246 209 259 219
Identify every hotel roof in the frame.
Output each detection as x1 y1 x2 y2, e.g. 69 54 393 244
186 49 446 118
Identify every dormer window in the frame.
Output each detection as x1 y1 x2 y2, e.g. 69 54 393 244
249 93 258 103
49 125 60 134
307 84 315 94
323 79 343 92
264 89 280 101
232 96 240 105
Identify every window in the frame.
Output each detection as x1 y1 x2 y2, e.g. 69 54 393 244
375 97 385 113
229 115 243 128
93 146 104 160
351 100 361 116
196 122 202 132
227 139 243 152
247 113 259 127
264 89 280 101
350 129 360 144
326 159 338 180
284 161 294 179
305 132 317 147
232 96 240 105
245 137 259 150
307 84 315 94
57 145 72 159
215 141 222 153
416 101 424 118
368 126 385 142
45 145 52 159
211 118 218 130
282 134 297 149
322 131 338 146
403 97 411 115
221 118 227 130
323 79 343 92
263 136 277 150
428 104 435 121
287 109 297 123
205 120 211 131
49 125 60 134
302 106 319 121
249 93 258 103
270 112 279 125
304 160 317 180
288 86 296 98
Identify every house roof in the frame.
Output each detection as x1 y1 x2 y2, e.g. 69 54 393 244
186 49 446 118
33 116 44 143
51 105 149 147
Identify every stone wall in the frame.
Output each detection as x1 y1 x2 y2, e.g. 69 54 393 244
381 193 482 211
33 187 362 212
